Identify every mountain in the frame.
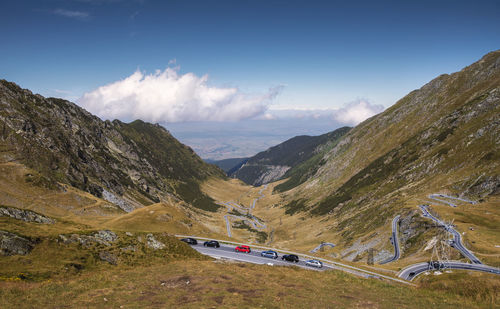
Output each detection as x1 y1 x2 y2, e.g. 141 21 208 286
205 157 249 174
274 50 500 257
231 127 351 186
0 80 225 213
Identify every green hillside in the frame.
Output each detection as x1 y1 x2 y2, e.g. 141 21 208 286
277 50 500 252
231 127 351 186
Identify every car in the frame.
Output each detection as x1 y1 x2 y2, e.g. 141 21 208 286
180 238 197 245
203 240 220 248
235 245 251 253
281 254 299 263
261 250 278 259
305 259 323 268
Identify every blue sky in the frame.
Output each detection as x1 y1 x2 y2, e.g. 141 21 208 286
1 0 499 158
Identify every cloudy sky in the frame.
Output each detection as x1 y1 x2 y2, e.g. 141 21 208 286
1 0 499 158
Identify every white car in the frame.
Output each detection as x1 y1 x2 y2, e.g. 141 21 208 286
305 259 323 268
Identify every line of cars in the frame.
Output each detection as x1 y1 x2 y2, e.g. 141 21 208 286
180 238 323 268
181 237 220 248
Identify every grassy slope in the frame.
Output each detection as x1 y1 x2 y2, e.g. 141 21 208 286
116 120 224 212
1 259 498 308
0 153 226 238
0 152 498 308
275 126 351 192
267 50 500 260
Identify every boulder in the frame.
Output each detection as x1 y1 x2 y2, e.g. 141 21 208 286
99 251 118 265
146 234 165 250
0 230 34 256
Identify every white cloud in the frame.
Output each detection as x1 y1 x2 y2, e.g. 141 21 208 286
332 99 384 125
53 9 90 20
78 68 283 123
264 99 384 125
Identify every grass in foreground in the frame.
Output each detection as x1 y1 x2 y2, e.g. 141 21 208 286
1 259 498 308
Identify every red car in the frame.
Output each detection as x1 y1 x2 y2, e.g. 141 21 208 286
235 245 251 253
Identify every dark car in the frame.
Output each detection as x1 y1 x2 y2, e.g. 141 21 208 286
282 254 299 263
261 250 278 259
181 238 198 245
203 240 220 248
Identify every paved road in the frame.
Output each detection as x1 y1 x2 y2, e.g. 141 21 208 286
178 235 414 285
218 185 268 237
428 194 477 207
399 261 500 281
380 215 401 264
193 242 330 272
419 205 482 264
310 242 336 253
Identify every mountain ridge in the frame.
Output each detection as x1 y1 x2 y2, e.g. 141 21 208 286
0 80 225 213
231 127 351 186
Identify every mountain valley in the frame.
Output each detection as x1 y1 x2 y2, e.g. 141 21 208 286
1 51 499 307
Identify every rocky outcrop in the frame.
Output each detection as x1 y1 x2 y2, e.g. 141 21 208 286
146 233 165 250
253 165 291 186
0 230 35 256
0 206 55 224
58 230 118 247
99 251 118 265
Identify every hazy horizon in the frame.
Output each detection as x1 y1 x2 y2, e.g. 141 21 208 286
2 0 499 159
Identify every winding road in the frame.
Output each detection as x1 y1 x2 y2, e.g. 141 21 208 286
380 215 401 264
211 189 496 283
310 242 336 253
399 261 500 281
218 185 268 237
427 194 477 208
177 235 414 285
419 205 482 264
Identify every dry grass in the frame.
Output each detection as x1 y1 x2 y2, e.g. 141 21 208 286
1 259 497 308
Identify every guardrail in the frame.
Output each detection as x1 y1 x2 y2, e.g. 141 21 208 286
175 234 414 286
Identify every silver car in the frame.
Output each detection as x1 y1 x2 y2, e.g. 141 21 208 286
305 259 323 268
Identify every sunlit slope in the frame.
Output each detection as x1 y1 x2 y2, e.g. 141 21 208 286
271 50 500 263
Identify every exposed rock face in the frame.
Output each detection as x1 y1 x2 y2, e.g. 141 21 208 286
0 206 55 224
94 230 118 243
0 230 34 256
374 249 393 263
58 230 118 247
0 80 224 212
99 251 118 265
460 175 500 197
120 245 137 252
146 233 165 250
253 165 291 186
340 238 381 262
